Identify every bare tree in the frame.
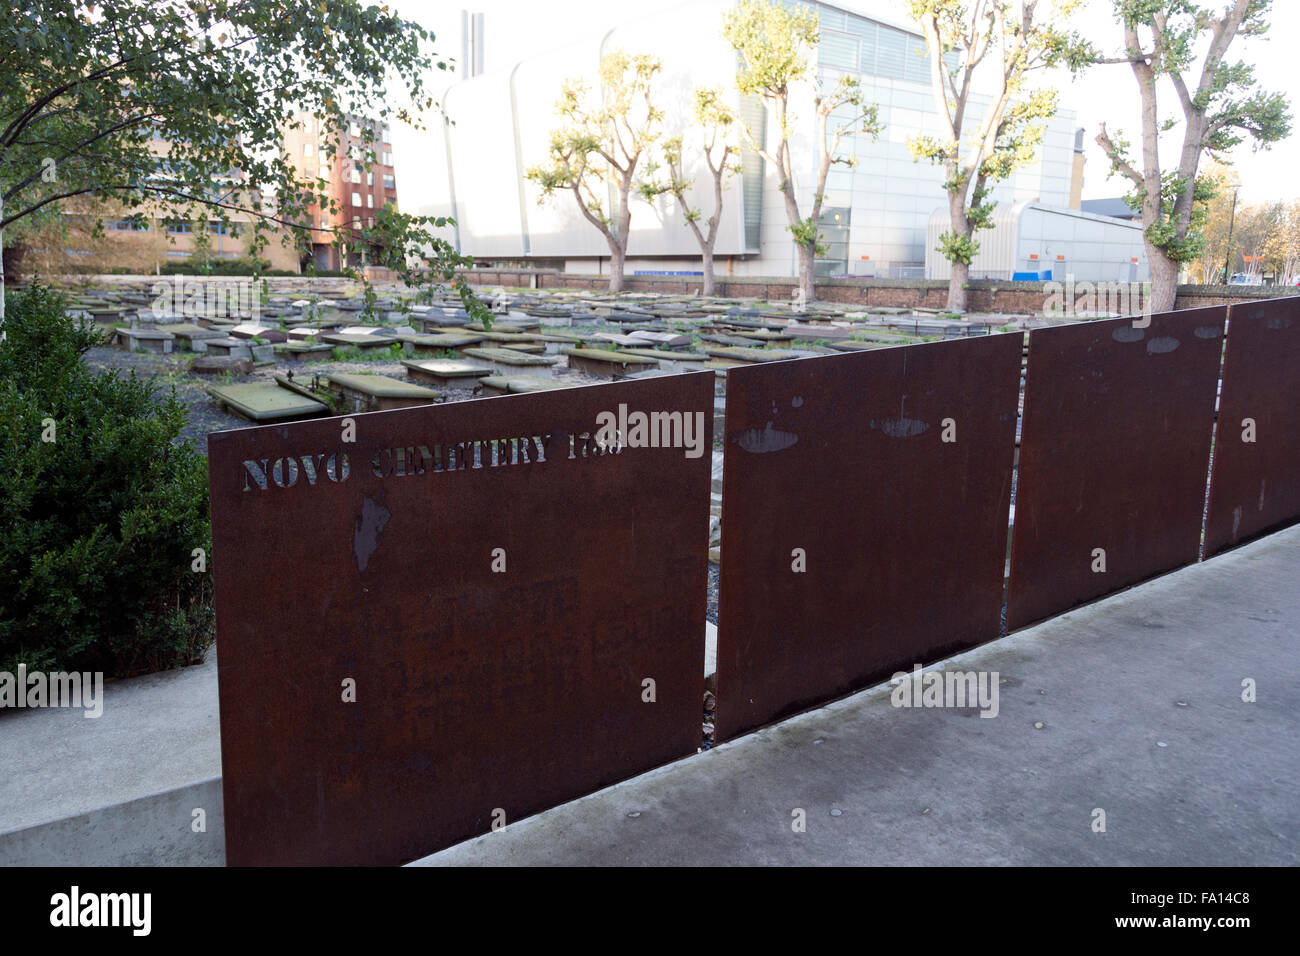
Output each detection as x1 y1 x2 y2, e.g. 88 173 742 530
644 88 741 297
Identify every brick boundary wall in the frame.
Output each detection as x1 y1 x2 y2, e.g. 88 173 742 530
460 270 1299 313
32 271 1298 313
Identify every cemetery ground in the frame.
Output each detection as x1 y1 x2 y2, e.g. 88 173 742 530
76 279 1034 673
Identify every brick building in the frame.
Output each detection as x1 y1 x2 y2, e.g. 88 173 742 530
281 112 399 271
16 127 301 276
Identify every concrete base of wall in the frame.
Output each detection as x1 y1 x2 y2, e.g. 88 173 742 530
0 779 224 867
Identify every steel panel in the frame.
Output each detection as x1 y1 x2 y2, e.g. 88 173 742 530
715 335 1022 742
1007 308 1226 632
209 372 713 865
1205 296 1300 556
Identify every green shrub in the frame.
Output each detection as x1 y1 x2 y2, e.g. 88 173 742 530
0 284 214 676
158 256 303 277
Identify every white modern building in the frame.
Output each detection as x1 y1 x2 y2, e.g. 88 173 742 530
926 201 1150 283
406 0 1089 281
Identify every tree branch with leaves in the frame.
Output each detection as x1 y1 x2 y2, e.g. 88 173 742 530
0 0 490 328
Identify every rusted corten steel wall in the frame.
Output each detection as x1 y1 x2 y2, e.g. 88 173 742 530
209 373 713 866
715 335 1022 742
1007 307 1227 632
1204 297 1300 557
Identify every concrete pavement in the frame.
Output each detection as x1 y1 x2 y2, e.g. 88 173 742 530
414 524 1300 866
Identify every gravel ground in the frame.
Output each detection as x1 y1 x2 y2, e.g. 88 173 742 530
706 562 719 626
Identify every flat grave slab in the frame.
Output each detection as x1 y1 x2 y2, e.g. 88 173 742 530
273 341 335 360
469 330 542 346
461 347 559 369
190 355 254 375
113 327 174 354
466 319 541 333
592 332 645 347
703 346 802 366
324 372 441 411
562 347 660 378
627 330 693 348
732 330 794 344
700 333 764 348
338 325 410 337
828 340 891 352
206 382 328 423
707 319 788 333
399 332 485 351
155 323 226 348
419 315 470 332
616 348 709 363
783 325 852 342
320 332 398 350
199 336 253 359
402 359 492 388
476 374 577 395
230 323 289 342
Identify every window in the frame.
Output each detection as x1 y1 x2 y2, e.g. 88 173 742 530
903 35 930 83
166 249 188 258
350 123 361 137
350 167 361 184
168 221 193 234
383 151 393 166
876 26 908 79
366 193 373 208
352 191 361 206
109 219 149 231
303 142 314 157
366 172 373 187
383 174 395 190
820 30 859 71
209 221 241 236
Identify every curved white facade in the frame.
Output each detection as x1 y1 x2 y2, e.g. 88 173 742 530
406 0 1081 280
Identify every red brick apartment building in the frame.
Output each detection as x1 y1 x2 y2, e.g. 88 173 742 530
281 112 398 271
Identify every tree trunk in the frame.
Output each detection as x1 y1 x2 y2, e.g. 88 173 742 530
796 241 816 305
948 259 969 312
701 248 715 297
608 246 625 293
1 195 6 330
1147 241 1179 313
946 190 970 313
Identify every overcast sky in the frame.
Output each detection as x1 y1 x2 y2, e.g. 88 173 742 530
388 0 1299 205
